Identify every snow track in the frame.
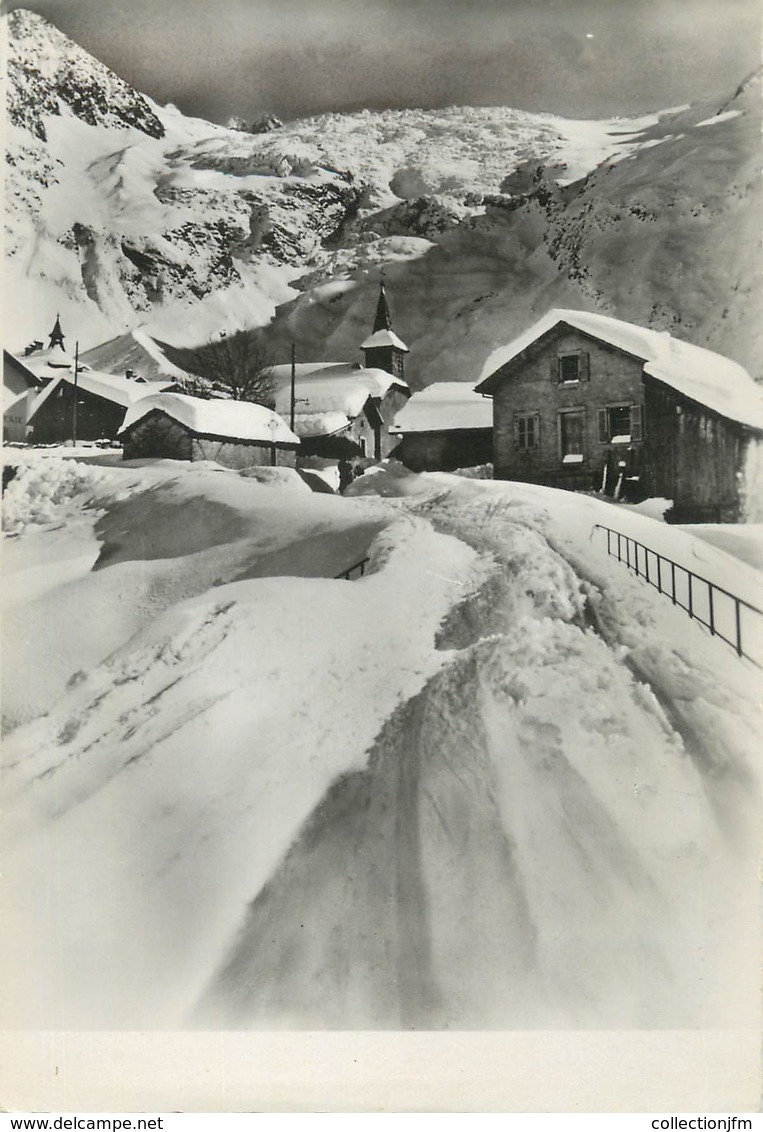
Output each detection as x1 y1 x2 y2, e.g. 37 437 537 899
196 480 756 1029
2 461 759 1030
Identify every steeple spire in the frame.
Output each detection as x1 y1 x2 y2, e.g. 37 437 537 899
360 279 409 381
48 313 65 352
372 281 393 333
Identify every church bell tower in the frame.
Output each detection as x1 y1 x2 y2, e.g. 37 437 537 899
360 282 409 380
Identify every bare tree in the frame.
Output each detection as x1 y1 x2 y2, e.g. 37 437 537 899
187 330 277 406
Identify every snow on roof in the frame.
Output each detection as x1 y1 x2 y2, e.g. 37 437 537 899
119 392 300 445
360 328 410 352
130 329 195 380
28 369 168 419
391 382 493 434
272 363 407 421
291 411 353 439
476 309 763 431
21 349 85 377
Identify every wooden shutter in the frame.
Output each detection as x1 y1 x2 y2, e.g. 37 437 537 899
598 408 609 443
630 404 643 441
550 356 559 382
580 352 590 381
533 411 541 449
513 415 521 448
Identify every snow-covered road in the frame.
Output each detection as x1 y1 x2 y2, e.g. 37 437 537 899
2 457 760 1031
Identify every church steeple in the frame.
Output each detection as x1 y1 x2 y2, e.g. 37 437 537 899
360 281 409 380
372 282 393 333
48 313 65 352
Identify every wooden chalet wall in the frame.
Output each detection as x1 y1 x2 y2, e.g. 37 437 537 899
121 409 297 468
492 328 645 491
29 383 126 444
643 379 750 522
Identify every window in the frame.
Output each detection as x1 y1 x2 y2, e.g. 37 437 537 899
513 412 540 450
553 352 590 384
598 404 643 443
559 409 585 463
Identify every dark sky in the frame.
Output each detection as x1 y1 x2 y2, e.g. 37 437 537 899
5 0 761 123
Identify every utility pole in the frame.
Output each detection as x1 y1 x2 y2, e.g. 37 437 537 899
72 339 79 446
290 341 296 432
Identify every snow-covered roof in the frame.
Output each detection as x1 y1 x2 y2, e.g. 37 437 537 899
476 309 763 431
272 363 407 422
291 411 353 439
390 382 493 434
29 369 168 418
21 349 88 378
119 392 300 445
360 329 410 352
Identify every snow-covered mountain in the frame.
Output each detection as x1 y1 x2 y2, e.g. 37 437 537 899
4 8 761 382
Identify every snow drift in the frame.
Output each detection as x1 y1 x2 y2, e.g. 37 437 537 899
2 455 760 1031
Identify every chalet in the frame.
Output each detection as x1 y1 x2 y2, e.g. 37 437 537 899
26 369 172 444
390 382 493 471
475 309 763 522
269 282 410 459
119 392 300 469
3 351 44 442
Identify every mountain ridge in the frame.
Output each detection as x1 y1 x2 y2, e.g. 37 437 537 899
4 8 761 383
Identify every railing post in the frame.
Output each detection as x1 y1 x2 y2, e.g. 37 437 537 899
735 600 743 657
656 554 662 594
687 572 693 619
671 561 677 605
708 583 715 636
626 538 630 570
617 532 622 562
644 547 650 585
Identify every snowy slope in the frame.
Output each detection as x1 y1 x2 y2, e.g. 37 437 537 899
1 455 760 1030
256 75 763 387
3 9 362 349
7 6 749 370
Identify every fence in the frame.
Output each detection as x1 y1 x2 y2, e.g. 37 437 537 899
592 523 763 667
335 557 369 581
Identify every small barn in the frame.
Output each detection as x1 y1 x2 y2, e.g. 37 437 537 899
119 392 300 469
389 382 493 471
475 309 763 522
271 363 409 460
26 369 168 444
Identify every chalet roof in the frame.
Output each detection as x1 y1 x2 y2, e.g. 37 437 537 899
476 309 763 431
271 363 408 420
119 392 299 445
29 369 169 419
20 349 85 378
81 329 196 383
3 350 43 389
390 382 493 434
360 328 410 353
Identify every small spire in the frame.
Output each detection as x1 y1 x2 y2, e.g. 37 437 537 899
48 313 65 352
372 281 393 333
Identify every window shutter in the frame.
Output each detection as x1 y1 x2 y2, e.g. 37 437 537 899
580 352 590 381
534 412 541 448
630 404 643 441
550 356 559 382
513 416 521 448
598 408 609 443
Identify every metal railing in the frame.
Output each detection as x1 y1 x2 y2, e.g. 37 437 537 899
335 557 369 581
592 523 763 667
